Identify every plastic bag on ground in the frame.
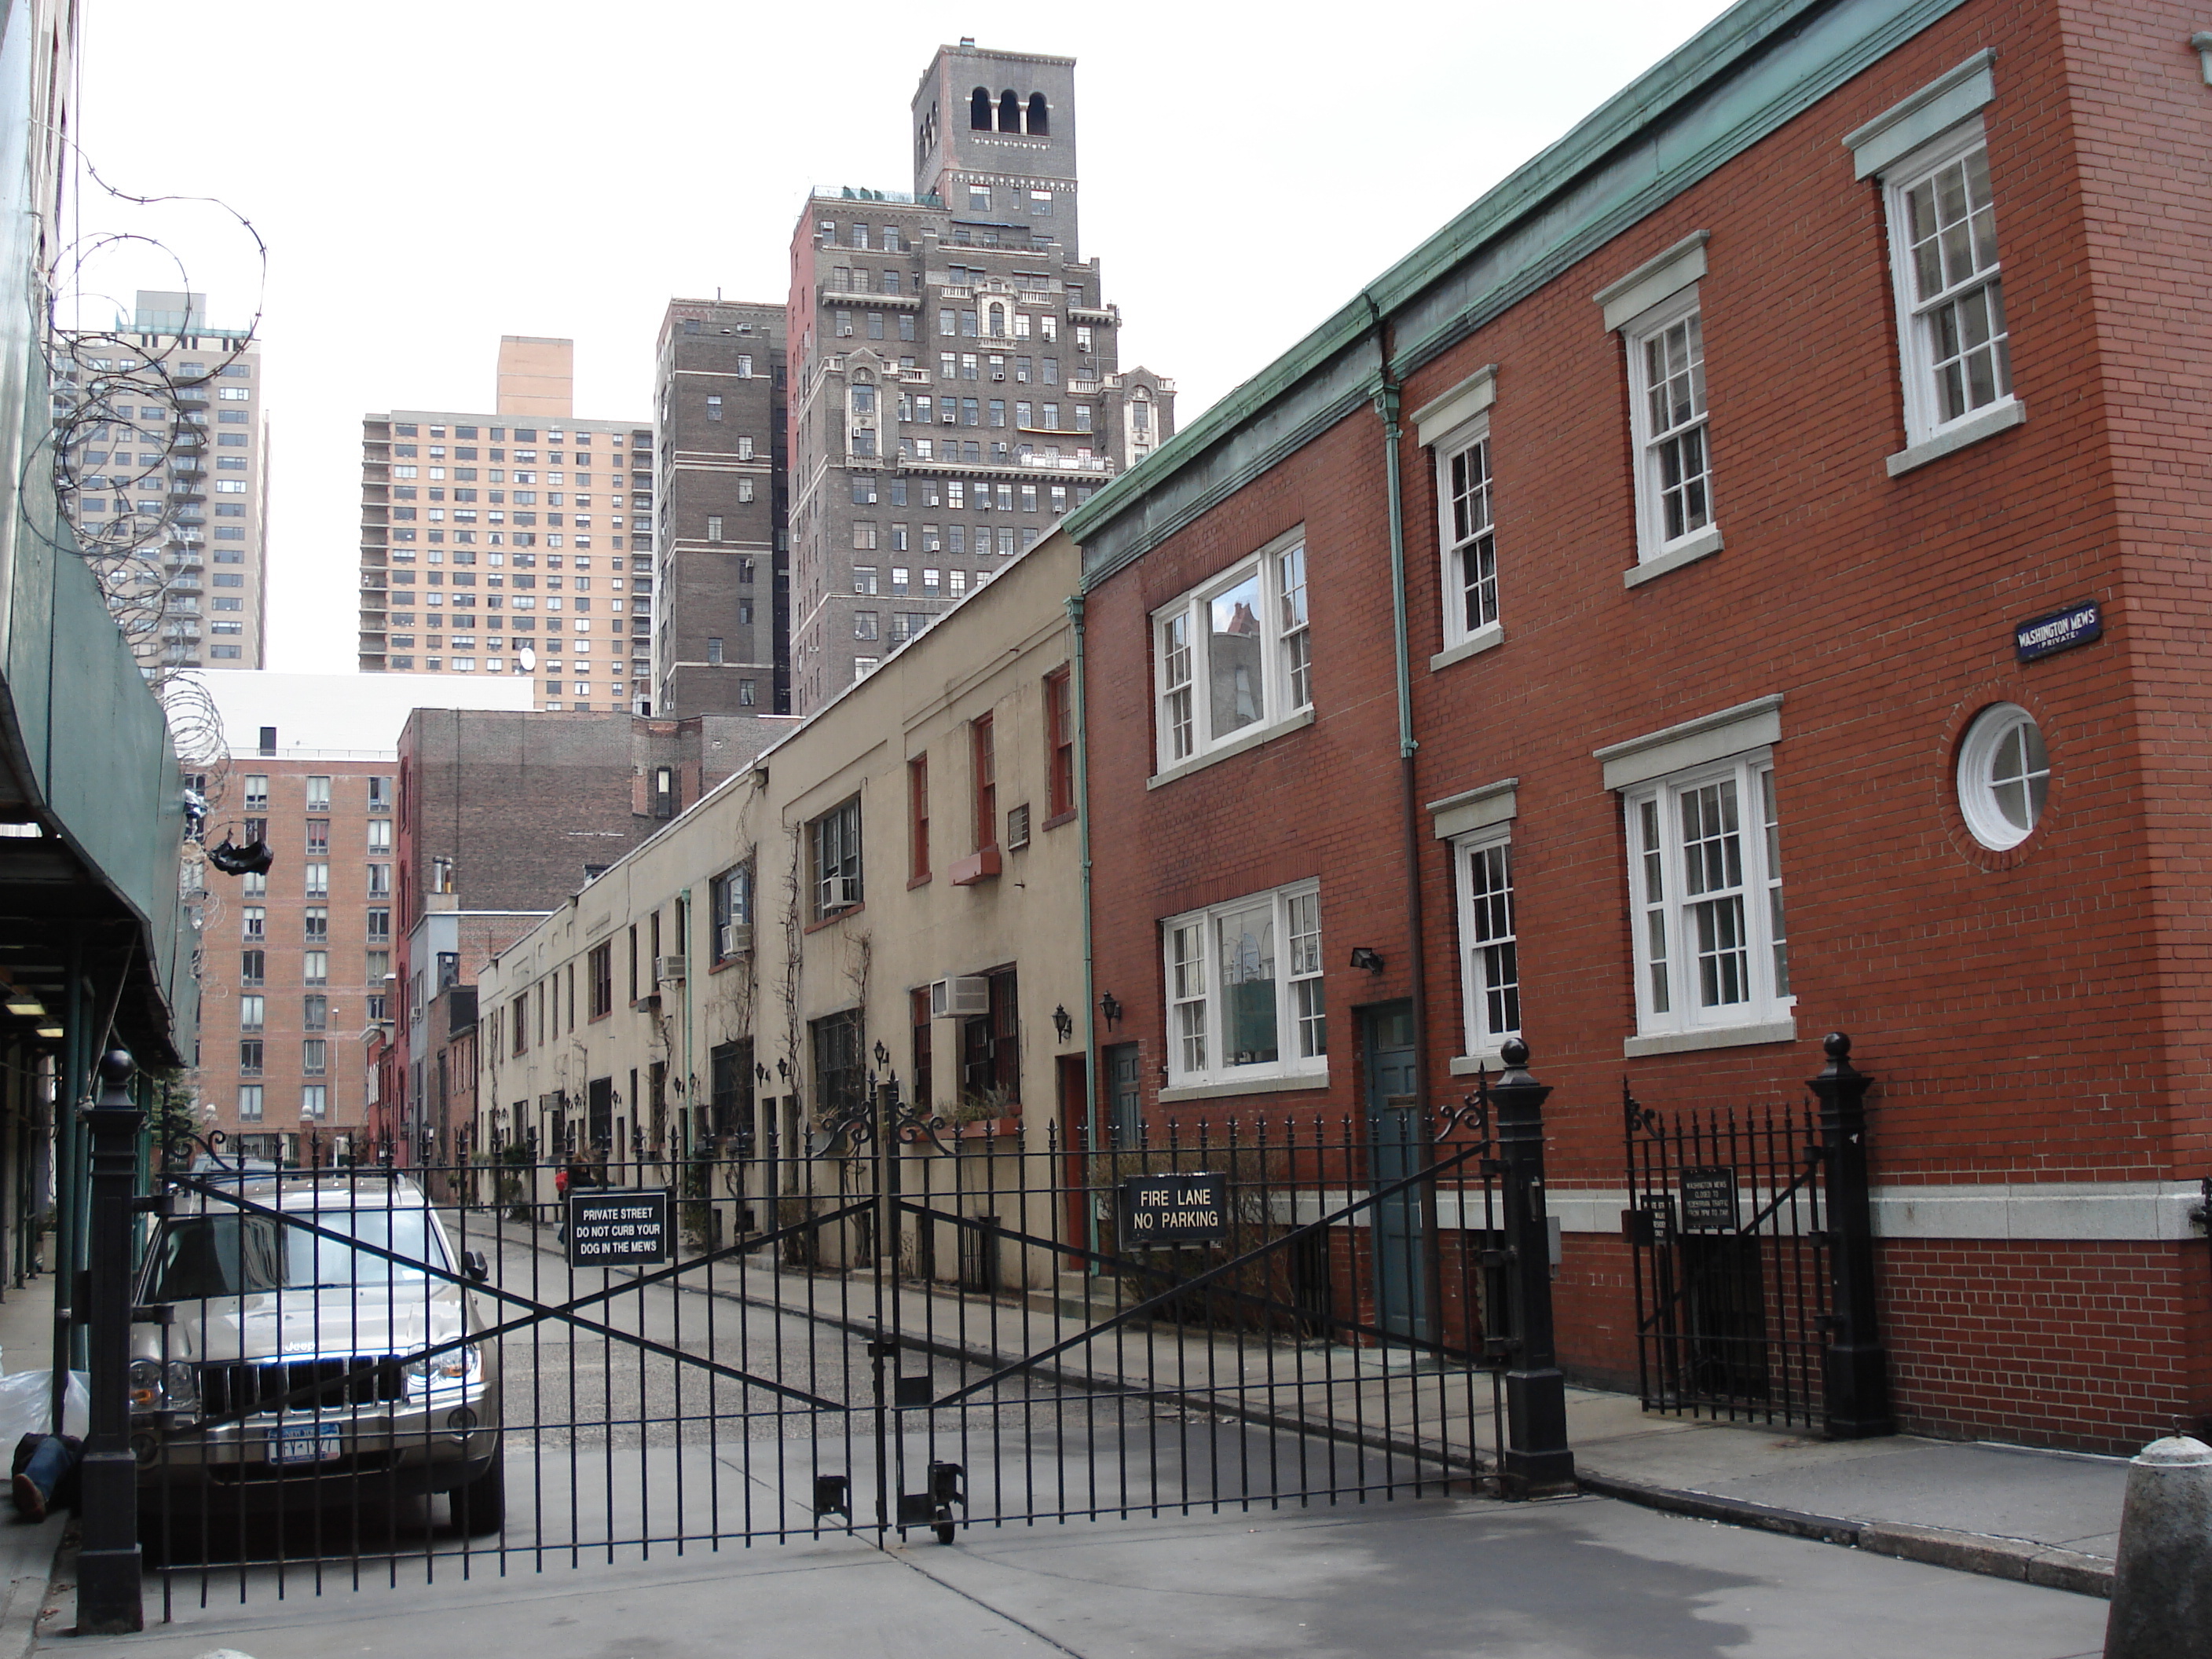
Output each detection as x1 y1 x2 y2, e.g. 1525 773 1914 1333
0 1369 87 1441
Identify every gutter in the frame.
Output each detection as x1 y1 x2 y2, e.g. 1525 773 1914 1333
1365 295 1429 1114
1068 592 1101 1267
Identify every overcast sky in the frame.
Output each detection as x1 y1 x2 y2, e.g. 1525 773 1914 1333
71 0 1734 673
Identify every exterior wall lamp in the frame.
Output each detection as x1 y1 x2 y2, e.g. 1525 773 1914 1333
1350 947 1386 973
1099 992 1122 1028
1052 1004 1073 1043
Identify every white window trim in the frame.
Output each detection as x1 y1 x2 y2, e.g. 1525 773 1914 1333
1619 748 1793 1053
1148 527 1312 785
1430 408 1506 661
1620 285 1723 571
1159 880 1328 1092
1450 822 1520 1070
1955 701 2048 851
1874 117 2023 469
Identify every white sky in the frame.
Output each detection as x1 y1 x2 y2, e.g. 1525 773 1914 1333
72 0 1734 672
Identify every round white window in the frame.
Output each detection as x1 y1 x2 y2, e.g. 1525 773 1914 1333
1957 703 2049 850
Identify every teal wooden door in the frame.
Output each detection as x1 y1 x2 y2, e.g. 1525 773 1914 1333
1363 1002 1430 1342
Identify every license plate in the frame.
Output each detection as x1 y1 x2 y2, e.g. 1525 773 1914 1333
270 1423 342 1465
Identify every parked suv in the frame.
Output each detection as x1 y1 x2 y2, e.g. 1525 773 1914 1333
127 1171 504 1533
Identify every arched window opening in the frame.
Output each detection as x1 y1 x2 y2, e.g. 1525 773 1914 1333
999 90 1020 132
970 88 991 130
1027 93 1049 135
987 305 1007 338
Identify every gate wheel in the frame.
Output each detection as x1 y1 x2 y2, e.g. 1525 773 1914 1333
934 1520 956 1545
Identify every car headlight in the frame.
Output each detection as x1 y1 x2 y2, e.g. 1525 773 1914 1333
405 1343 479 1392
129 1358 200 1413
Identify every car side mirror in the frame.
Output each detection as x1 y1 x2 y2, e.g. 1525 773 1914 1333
463 1250 489 1284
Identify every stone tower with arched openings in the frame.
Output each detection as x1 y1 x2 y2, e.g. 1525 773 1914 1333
911 39 1081 259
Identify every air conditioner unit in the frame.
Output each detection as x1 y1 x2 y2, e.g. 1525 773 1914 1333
718 923 753 956
930 976 991 1019
656 955 688 986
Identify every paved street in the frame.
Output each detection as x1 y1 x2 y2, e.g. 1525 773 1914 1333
68 1224 2113 1654
65 1492 2108 1658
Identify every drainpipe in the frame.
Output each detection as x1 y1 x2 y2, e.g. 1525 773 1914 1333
1067 591 1101 1270
1365 295 1430 1112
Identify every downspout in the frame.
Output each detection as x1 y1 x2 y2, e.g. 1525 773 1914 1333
1365 294 1430 1113
1067 591 1101 1271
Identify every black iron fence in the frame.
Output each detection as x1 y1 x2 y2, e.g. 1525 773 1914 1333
92 1046 1580 1618
1622 1033 1892 1439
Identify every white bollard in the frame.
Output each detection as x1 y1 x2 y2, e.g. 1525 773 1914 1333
2105 1435 2212 1659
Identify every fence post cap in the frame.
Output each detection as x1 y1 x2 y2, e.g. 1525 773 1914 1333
2133 1435 2212 1467
1823 1032 1851 1061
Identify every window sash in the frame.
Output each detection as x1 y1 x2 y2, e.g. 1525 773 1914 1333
1627 302 1712 552
1888 137 2011 436
1455 833 1519 1052
1161 883 1325 1086
1439 433 1499 641
1623 755 1789 1033
1152 537 1312 772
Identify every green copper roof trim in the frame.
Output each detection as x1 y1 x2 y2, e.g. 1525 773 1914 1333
1069 0 1972 585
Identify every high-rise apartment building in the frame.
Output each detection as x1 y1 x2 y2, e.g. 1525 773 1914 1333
782 41 1174 713
54 290 269 672
357 339 656 710
189 672 533 1164
651 301 788 716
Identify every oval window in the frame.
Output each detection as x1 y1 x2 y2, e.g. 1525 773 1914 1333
1957 703 2049 850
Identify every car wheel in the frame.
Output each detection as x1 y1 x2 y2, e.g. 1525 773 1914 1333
452 1456 505 1536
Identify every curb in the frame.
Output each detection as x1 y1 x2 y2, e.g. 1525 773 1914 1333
1577 1470 2114 1599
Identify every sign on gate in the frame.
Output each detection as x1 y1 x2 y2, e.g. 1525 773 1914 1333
567 1188 672 1266
1120 1172 1228 1244
1677 1166 1738 1231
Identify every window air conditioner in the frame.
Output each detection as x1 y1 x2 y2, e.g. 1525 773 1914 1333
930 976 991 1019
656 955 688 986
719 923 753 955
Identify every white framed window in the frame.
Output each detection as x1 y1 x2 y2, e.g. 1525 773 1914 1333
1884 130 2012 446
1452 829 1519 1057
1624 751 1789 1039
1151 529 1313 776
1161 881 1327 1090
1624 291 1713 561
1437 420 1499 649
1955 702 2046 851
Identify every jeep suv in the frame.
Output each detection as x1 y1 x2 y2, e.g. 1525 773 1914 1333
127 1172 504 1533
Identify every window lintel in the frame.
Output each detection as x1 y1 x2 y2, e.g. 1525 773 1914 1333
1594 231 1710 332
1596 694 1783 792
1429 778 1518 840
1843 49 1997 180
1410 364 1499 449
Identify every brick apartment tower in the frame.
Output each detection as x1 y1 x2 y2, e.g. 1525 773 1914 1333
651 301 789 716
193 737 395 1165
55 290 270 671
782 40 1175 714
358 338 657 712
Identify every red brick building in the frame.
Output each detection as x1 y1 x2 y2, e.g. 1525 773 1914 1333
1066 0 2212 1450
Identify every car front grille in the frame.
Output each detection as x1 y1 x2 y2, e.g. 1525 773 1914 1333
200 1357 405 1417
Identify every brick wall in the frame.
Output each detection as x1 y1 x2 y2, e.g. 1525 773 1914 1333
1078 0 2212 1445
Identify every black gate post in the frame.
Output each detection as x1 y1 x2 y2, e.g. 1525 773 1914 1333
1488 1038 1576 1496
75 1048 144 1634
1807 1033 1892 1440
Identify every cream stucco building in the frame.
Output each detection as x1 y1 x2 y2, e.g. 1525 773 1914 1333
473 529 1090 1289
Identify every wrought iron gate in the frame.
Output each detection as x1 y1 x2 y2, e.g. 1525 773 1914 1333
1621 1033 1892 1439
119 1075 1547 1615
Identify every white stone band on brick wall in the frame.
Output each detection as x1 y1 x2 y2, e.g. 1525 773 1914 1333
1545 1181 2207 1243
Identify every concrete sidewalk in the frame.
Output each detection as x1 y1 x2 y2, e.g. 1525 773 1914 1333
518 1225 2130 1599
0 1273 72 1657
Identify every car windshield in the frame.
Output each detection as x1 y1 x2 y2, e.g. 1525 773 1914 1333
147 1206 447 1299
